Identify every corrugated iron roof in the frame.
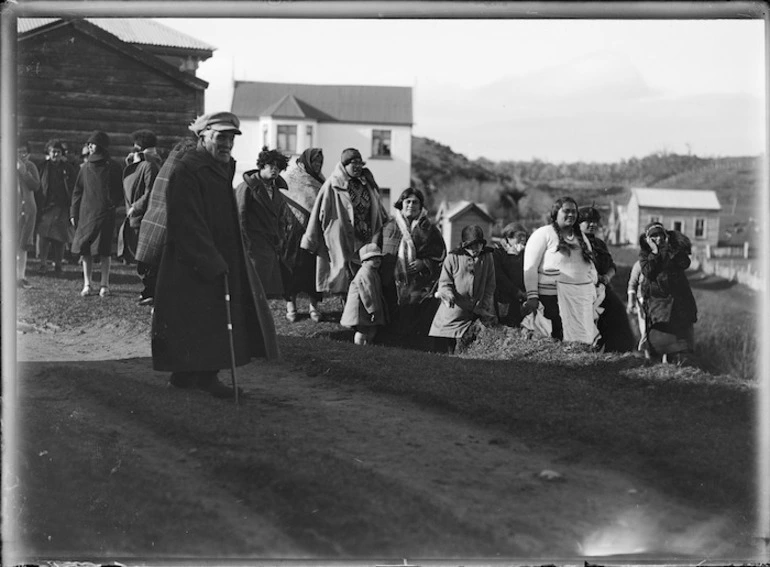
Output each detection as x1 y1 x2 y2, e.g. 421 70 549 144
631 188 722 211
17 18 215 52
232 81 413 125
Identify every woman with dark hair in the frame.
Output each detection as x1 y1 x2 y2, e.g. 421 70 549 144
375 187 446 346
234 146 305 302
301 147 387 296
280 148 326 322
639 221 698 363
522 196 600 346
36 138 77 275
70 131 124 297
578 205 635 352
429 225 496 354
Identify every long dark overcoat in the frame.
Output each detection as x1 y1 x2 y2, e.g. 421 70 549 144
37 159 76 244
151 149 279 373
234 171 305 299
70 152 123 256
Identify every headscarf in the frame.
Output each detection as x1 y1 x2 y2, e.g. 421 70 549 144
296 148 325 184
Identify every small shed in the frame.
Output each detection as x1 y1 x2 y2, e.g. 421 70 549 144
435 200 495 250
17 18 214 161
624 188 721 250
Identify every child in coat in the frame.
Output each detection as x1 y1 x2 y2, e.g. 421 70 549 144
340 243 387 345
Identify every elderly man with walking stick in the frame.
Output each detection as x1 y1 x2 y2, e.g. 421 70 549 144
151 111 279 400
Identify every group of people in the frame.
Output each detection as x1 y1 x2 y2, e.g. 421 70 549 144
16 110 698 398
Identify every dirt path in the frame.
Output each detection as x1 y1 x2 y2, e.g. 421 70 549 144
10 322 751 561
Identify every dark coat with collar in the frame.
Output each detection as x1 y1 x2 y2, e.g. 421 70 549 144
70 152 123 256
151 149 279 373
234 170 305 299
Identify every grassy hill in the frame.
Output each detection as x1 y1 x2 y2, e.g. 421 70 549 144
411 136 763 240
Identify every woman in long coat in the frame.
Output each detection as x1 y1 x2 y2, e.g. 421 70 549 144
376 187 446 347
152 117 278 397
639 221 698 363
36 139 76 275
234 147 304 300
301 148 387 295
70 131 124 297
17 141 41 287
429 225 496 354
280 148 326 322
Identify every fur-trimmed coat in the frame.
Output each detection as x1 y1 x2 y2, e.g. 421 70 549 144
639 230 697 332
234 171 305 299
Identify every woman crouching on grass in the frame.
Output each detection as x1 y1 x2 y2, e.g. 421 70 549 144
429 225 496 354
639 221 698 364
522 196 600 348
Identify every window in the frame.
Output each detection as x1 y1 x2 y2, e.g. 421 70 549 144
371 129 391 157
649 215 661 224
672 220 683 232
276 125 297 153
695 218 705 238
305 125 313 148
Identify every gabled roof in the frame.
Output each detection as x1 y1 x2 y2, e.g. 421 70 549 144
18 18 208 91
437 200 495 223
261 94 336 121
17 18 215 53
232 81 413 125
631 188 721 211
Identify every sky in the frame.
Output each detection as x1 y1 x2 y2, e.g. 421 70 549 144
157 17 767 163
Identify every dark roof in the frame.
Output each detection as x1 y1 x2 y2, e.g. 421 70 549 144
18 19 209 91
17 18 215 53
232 81 413 125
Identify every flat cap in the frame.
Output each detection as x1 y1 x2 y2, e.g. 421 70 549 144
189 111 242 136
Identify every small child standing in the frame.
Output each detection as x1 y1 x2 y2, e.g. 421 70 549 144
340 243 387 345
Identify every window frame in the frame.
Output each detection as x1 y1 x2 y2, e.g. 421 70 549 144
276 124 298 153
371 129 392 158
695 217 706 238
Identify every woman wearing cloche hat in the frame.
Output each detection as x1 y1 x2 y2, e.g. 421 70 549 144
429 224 496 354
300 147 388 296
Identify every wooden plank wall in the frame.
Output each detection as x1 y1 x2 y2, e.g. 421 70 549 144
18 25 205 163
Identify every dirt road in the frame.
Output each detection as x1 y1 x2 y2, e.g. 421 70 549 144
9 318 753 562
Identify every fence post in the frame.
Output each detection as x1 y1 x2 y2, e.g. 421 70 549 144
705 244 711 259
744 241 749 259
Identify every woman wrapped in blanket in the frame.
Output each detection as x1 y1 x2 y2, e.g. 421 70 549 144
522 196 601 347
375 187 446 348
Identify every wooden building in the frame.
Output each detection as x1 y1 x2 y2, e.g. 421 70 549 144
435 200 495 250
624 187 721 251
17 18 214 162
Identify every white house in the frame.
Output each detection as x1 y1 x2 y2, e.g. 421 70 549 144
230 81 413 211
624 188 721 250
434 200 495 251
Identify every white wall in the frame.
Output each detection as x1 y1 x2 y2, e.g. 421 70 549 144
232 118 412 210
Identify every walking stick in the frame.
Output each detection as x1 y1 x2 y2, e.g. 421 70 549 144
223 272 239 405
